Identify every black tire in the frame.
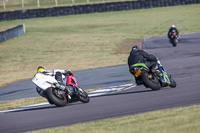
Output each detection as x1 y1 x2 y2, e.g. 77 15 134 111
172 38 177 47
78 88 90 103
46 87 68 107
36 87 45 97
141 72 161 91
36 87 54 104
169 78 176 88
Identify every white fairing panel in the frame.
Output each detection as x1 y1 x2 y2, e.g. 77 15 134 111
32 73 57 90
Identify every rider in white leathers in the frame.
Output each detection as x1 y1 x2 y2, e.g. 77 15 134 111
37 66 72 93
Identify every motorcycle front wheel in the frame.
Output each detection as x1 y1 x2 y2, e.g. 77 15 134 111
46 87 68 107
141 72 161 91
169 78 177 88
78 88 90 103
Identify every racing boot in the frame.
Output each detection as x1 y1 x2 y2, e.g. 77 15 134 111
151 64 163 78
65 85 72 94
55 71 71 94
136 79 143 85
55 72 64 84
151 64 158 73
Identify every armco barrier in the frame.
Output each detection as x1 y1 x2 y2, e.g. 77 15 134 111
0 0 199 22
0 24 26 43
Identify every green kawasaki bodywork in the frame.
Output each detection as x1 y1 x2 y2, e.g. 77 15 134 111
132 63 149 70
132 63 171 85
162 70 171 85
158 64 171 85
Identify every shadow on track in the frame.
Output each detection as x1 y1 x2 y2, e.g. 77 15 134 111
2 102 83 114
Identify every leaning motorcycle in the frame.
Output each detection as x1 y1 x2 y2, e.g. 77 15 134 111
32 73 90 107
170 33 178 47
130 60 176 91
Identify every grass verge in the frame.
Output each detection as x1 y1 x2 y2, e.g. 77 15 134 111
29 105 200 133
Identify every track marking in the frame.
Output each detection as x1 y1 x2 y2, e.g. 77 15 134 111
89 84 134 97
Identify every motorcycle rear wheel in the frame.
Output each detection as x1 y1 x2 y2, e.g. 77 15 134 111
46 87 68 107
78 88 90 103
172 38 177 47
141 72 161 91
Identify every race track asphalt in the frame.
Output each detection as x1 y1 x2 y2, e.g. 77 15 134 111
0 33 200 133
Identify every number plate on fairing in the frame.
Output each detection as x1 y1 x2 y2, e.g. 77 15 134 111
135 69 141 77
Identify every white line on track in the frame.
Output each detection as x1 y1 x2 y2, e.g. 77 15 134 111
0 83 135 114
89 84 134 97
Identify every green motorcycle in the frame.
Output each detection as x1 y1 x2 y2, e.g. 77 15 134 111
130 60 176 91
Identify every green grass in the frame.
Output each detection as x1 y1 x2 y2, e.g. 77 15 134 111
29 105 200 133
0 4 199 88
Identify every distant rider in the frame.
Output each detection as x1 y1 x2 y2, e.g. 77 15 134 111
37 66 73 93
168 24 179 40
128 46 159 85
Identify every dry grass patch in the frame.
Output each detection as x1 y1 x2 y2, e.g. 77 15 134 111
0 97 47 111
115 39 143 54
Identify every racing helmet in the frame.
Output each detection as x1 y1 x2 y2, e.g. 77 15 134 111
171 24 175 28
131 46 141 52
37 66 47 73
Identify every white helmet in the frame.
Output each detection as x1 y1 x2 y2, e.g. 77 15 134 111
171 24 175 28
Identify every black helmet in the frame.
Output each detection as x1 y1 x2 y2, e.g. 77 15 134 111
131 46 140 52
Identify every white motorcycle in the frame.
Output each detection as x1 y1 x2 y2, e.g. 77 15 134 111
32 72 90 107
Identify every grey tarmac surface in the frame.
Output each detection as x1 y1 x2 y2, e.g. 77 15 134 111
0 33 200 133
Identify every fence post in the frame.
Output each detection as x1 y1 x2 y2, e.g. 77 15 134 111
55 0 58 6
3 0 6 9
72 0 74 4
37 0 40 7
22 0 24 8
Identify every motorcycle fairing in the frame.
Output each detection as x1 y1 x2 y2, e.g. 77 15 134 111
32 73 57 90
132 63 149 70
158 66 171 85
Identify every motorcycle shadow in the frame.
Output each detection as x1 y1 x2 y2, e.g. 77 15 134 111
5 102 83 113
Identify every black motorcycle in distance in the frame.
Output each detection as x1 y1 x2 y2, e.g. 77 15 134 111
170 33 179 47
